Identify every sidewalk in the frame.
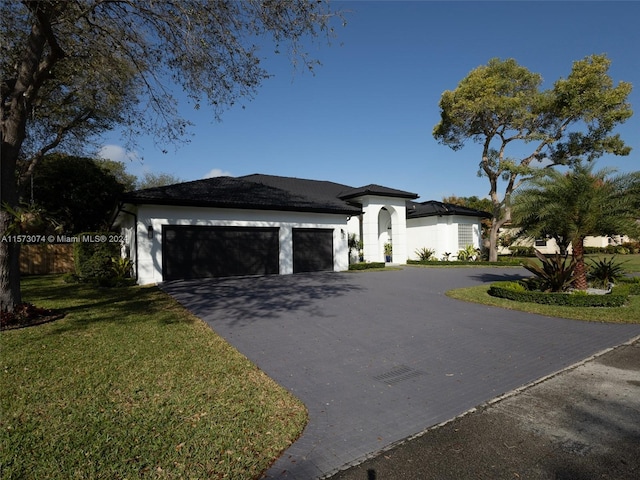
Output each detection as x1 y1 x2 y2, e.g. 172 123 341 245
328 336 640 480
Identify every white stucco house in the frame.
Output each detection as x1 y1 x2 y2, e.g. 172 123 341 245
111 174 490 285
498 227 633 255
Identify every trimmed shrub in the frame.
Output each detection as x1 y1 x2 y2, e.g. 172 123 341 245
348 262 385 271
618 277 640 295
407 259 522 266
73 232 120 283
508 246 535 257
488 281 629 307
407 259 442 265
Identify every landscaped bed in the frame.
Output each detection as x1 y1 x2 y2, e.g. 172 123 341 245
487 280 634 307
0 275 307 479
447 282 640 324
445 252 640 323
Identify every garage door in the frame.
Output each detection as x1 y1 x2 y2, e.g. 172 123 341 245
292 228 334 273
162 226 279 281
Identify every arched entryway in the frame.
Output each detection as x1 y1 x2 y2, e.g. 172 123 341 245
378 207 392 261
360 198 409 264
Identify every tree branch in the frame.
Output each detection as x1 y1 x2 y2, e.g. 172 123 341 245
18 108 94 190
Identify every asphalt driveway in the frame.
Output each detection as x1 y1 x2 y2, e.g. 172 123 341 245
161 267 640 479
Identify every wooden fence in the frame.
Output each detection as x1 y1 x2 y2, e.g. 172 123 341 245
20 244 75 275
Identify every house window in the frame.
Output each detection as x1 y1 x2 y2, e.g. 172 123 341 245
458 224 474 249
534 238 547 247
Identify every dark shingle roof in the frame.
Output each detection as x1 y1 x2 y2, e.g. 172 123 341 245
338 184 419 200
407 200 492 219
122 174 483 219
121 174 362 215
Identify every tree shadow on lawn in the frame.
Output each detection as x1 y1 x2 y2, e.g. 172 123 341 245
161 272 363 328
26 284 197 335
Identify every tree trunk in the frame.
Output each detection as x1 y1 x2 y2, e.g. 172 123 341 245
0 220 22 313
488 217 503 262
0 152 22 312
0 4 51 313
572 237 588 290
1 94 26 313
489 218 499 262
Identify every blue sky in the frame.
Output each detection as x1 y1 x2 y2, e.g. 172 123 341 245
99 1 640 202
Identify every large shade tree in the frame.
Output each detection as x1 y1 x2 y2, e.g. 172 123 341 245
1 0 342 312
433 55 633 261
511 162 640 289
30 154 130 233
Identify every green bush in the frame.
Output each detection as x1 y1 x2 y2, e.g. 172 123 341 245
508 246 535 257
408 259 442 265
500 281 527 292
407 259 522 266
622 241 640 254
415 247 436 261
62 272 80 283
457 245 479 261
587 256 627 288
488 281 628 307
73 233 120 283
582 243 638 255
348 262 385 270
605 245 630 255
521 250 576 292
618 277 640 295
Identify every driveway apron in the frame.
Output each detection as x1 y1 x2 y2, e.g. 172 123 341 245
161 268 640 479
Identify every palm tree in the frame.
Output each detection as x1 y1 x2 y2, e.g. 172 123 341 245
511 162 640 289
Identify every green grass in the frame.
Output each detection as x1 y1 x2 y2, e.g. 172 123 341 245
1 276 307 479
446 284 640 323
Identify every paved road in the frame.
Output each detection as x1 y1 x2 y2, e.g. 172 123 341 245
329 337 640 480
161 267 640 479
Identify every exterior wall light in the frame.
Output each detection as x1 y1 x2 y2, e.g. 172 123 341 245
147 225 153 239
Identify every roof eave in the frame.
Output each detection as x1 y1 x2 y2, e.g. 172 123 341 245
119 197 361 216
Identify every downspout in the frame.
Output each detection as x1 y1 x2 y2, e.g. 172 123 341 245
111 202 138 282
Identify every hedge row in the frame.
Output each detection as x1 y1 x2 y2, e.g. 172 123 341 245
407 259 522 267
619 277 640 295
507 242 640 256
348 262 385 270
584 242 640 255
488 281 630 307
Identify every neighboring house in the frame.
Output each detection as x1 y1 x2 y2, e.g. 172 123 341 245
111 174 490 285
498 227 632 255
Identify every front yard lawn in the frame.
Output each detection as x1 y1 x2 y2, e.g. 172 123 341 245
1 276 306 479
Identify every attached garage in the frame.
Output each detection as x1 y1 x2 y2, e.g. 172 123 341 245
162 225 279 281
293 228 334 273
112 174 425 285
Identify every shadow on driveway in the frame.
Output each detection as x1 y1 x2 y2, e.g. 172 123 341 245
466 271 530 283
161 272 363 327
